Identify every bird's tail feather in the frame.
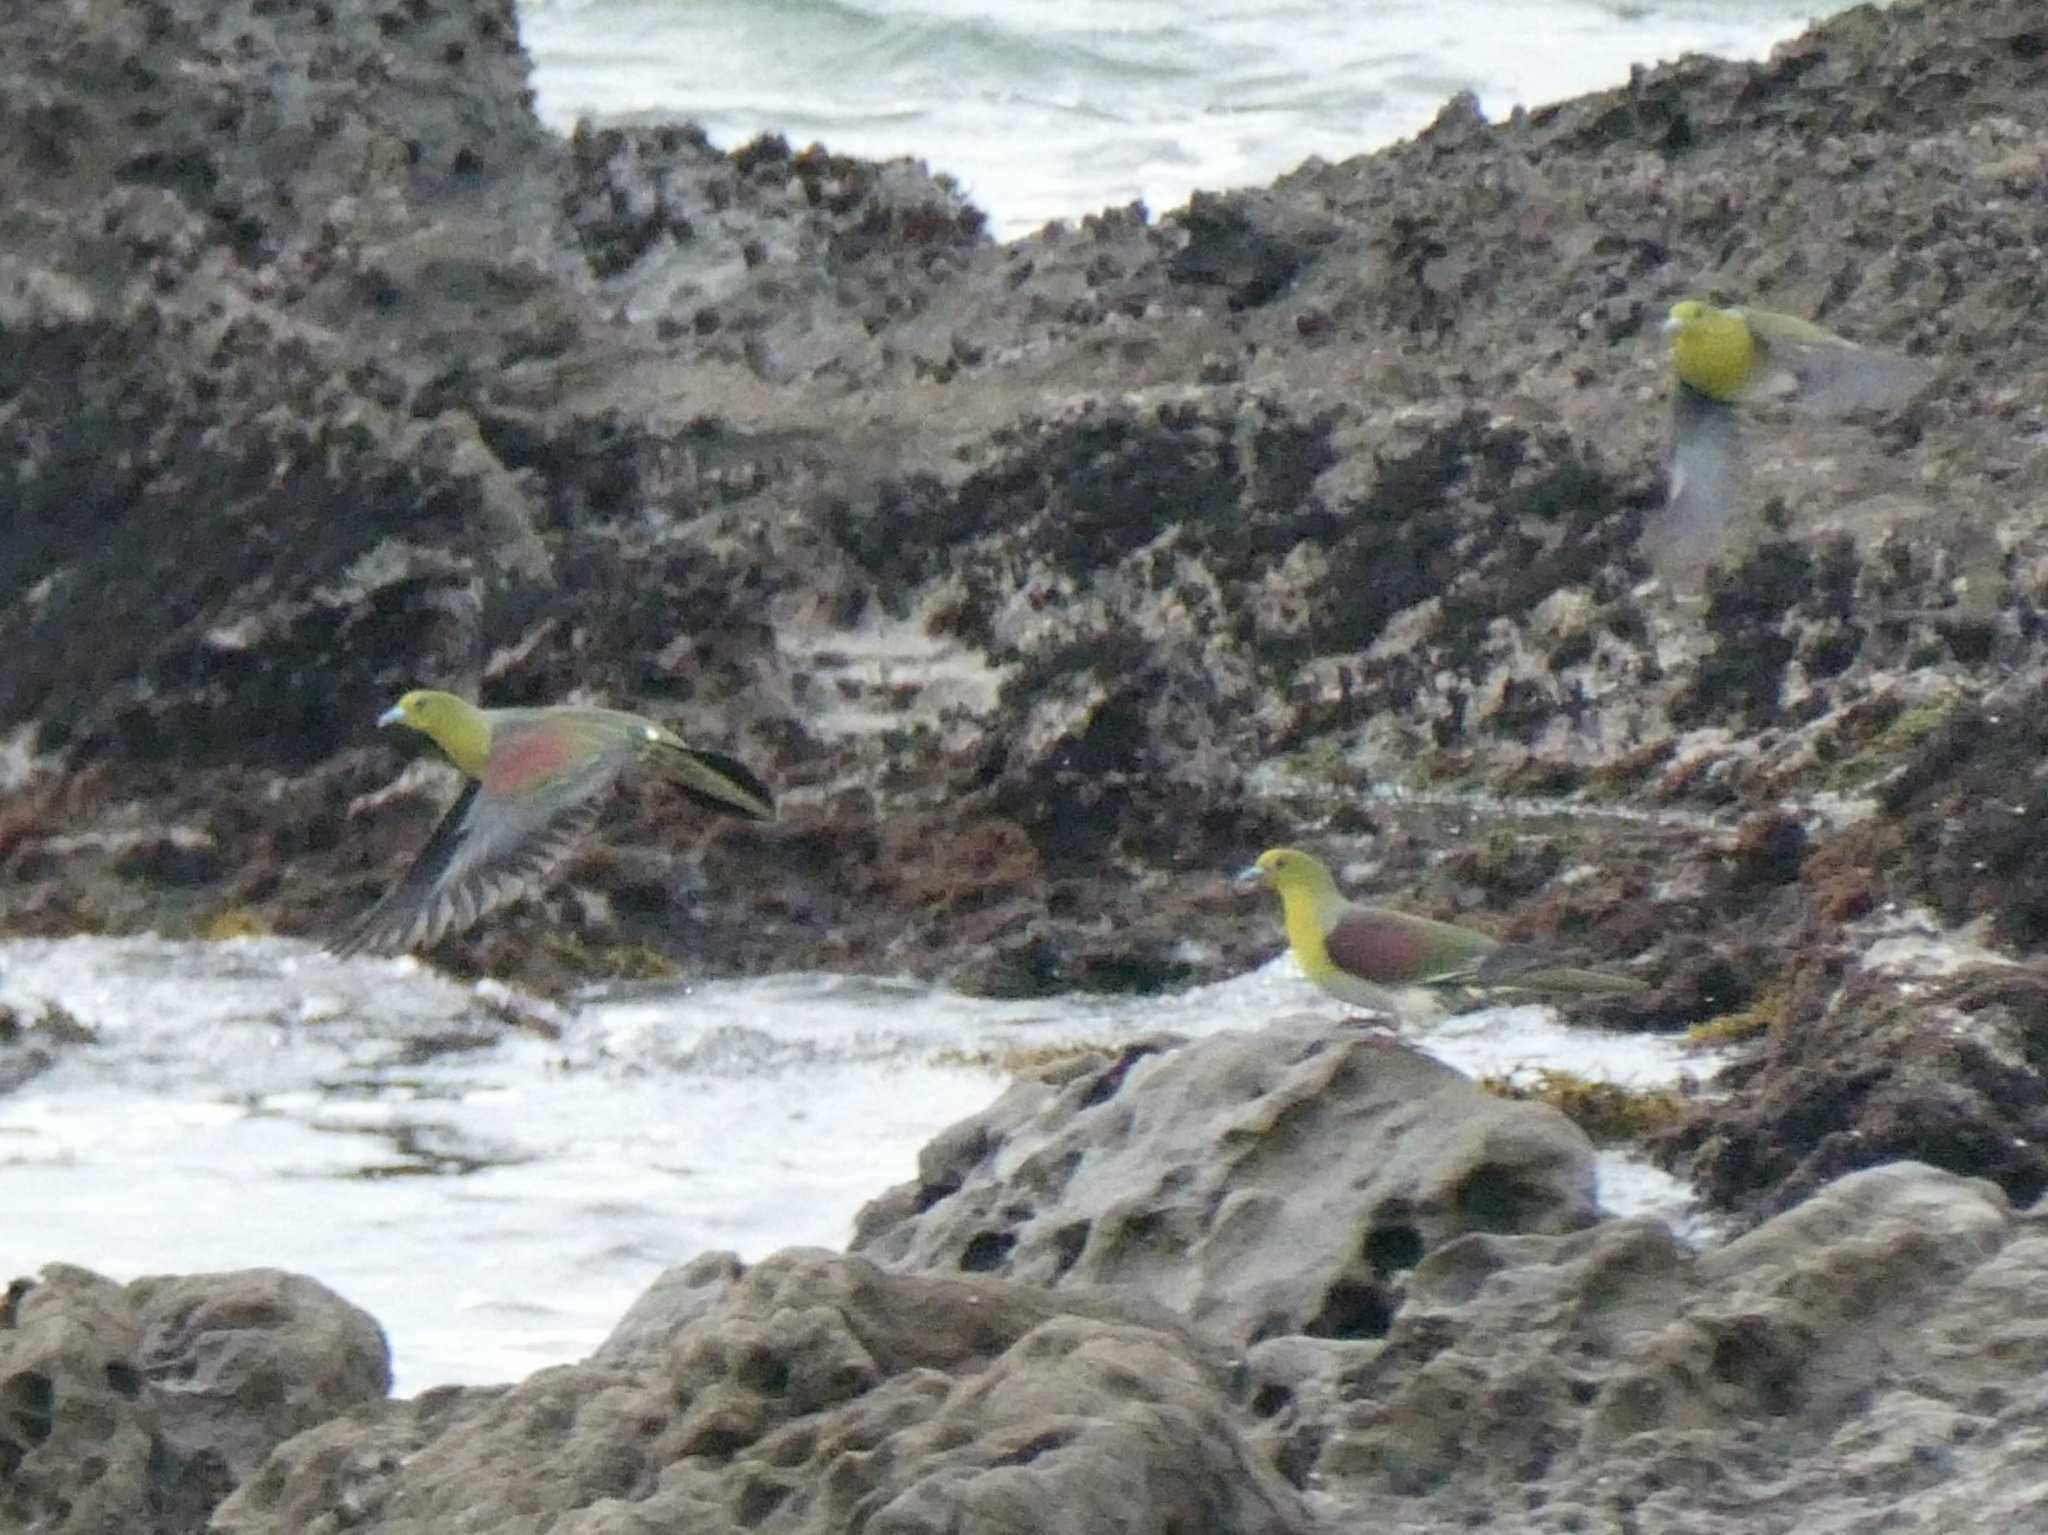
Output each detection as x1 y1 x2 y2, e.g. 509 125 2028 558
1474 947 1646 997
651 740 776 821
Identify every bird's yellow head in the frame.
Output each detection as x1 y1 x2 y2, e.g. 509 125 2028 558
1238 848 1349 968
377 689 491 776
1664 298 1754 402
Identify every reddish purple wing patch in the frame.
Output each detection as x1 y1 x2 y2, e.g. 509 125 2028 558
1323 913 1433 982
483 722 589 797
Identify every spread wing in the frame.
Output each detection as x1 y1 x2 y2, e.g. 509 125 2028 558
1745 311 1931 416
330 753 624 957
1649 381 1748 588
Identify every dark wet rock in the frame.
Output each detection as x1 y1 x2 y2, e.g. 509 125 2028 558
946 918 1212 999
1165 190 1328 310
561 121 986 380
852 1024 1599 1351
1664 949 2048 1219
1875 683 2048 951
0 1000 95 1096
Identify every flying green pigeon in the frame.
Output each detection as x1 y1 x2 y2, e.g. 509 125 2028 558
1654 298 1929 584
1238 846 1643 1018
333 690 774 957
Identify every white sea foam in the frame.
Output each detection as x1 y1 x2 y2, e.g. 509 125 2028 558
517 0 1868 239
2 935 1717 1393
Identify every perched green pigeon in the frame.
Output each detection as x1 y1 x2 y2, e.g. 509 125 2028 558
1655 298 1929 585
1237 847 1643 1018
333 690 775 956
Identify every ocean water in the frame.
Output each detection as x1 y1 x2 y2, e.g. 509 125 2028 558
517 0 1864 240
0 936 1713 1393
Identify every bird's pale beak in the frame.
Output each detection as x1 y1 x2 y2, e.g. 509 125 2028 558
376 705 405 728
1661 315 1682 336
1233 862 1267 889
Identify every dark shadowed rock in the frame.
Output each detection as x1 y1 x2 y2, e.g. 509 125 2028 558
0 1000 95 1096
1661 935 2048 1218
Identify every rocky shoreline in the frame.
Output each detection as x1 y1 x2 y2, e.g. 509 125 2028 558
5 0 2048 1526
9 1028 2047 1533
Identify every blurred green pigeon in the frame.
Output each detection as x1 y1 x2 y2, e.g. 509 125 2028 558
333 690 775 957
1237 847 1644 1017
1653 298 1929 585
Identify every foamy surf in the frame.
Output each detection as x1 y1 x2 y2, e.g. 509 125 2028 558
518 0 1866 239
2 935 1710 1392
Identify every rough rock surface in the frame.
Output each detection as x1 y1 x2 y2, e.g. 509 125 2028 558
0 1264 389 1532
207 1248 1309 1535
1661 903 2048 1217
840 1030 2048 1534
5 0 2048 1221
11 1020 2048 1534
1296 1162 2048 1533
851 1025 1599 1351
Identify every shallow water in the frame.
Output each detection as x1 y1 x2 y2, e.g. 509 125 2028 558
518 0 1867 238
1 935 1715 1393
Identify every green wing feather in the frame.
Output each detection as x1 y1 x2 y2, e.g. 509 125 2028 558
1743 310 1931 416
331 752 622 956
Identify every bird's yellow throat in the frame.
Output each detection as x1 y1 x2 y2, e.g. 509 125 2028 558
1667 300 1756 403
1255 849 1344 976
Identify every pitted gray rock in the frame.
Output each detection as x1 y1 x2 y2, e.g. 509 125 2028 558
210 1249 1309 1535
852 1023 1599 1351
